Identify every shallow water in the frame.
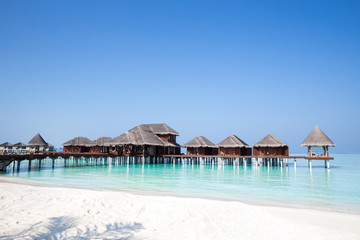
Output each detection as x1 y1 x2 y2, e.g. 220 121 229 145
2 154 360 213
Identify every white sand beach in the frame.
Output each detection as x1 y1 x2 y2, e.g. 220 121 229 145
1 178 359 240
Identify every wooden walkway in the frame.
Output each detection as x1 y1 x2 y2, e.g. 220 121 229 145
0 152 334 172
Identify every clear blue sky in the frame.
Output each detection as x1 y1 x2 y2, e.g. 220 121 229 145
0 0 359 153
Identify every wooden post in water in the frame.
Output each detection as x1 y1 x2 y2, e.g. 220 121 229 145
17 160 21 171
28 160 32 170
39 159 42 169
308 159 312 168
294 159 297 168
52 159 55 168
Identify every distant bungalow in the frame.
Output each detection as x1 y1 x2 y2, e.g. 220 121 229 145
13 142 27 154
88 137 114 154
0 134 53 154
301 126 335 157
63 137 93 153
253 134 289 156
217 135 252 156
0 142 13 154
183 136 218 155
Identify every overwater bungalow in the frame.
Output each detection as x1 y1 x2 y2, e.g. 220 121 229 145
13 142 27 154
0 142 13 154
63 137 92 153
217 135 252 156
301 126 335 157
112 123 181 156
27 133 49 152
253 134 289 156
88 137 113 154
183 136 218 155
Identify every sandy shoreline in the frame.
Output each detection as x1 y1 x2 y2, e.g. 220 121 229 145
1 178 360 240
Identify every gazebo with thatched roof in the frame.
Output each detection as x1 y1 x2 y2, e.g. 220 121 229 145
301 126 335 157
27 133 49 152
183 136 218 155
62 136 92 153
87 137 114 154
217 135 252 156
253 134 289 156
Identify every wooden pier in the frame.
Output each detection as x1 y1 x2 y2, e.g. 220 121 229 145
0 152 334 172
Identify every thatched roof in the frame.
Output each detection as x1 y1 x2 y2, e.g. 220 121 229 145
13 142 27 147
112 132 137 145
87 137 113 147
140 123 180 136
217 135 251 148
183 136 216 148
62 137 92 146
301 126 335 147
113 126 164 146
111 123 180 147
28 133 48 146
254 134 287 147
47 143 54 147
0 142 12 147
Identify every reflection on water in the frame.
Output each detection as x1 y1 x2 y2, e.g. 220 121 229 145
2 154 360 213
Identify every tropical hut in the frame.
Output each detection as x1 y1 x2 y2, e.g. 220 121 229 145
253 134 289 156
13 142 27 154
217 135 252 156
62 137 92 153
87 137 113 154
301 126 335 157
0 142 13 155
27 133 49 152
183 136 218 155
143 123 181 155
113 126 167 156
112 123 181 156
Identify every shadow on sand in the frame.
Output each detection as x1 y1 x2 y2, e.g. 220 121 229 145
0 216 143 240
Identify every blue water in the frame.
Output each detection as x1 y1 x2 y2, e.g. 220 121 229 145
2 154 360 213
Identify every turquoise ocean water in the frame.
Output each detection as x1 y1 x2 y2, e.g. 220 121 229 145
2 154 360 214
